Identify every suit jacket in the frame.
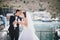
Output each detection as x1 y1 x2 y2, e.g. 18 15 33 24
8 16 19 33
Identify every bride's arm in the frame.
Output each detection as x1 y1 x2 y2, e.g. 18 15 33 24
22 17 28 27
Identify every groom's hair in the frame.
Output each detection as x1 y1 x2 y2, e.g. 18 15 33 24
23 12 26 17
16 9 21 13
14 9 22 15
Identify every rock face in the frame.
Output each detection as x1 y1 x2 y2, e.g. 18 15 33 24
0 0 60 17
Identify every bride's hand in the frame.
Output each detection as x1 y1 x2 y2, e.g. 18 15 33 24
17 21 22 24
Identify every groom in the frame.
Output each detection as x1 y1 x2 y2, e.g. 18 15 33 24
8 9 22 40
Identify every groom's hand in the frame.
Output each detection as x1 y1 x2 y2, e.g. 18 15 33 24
13 20 17 25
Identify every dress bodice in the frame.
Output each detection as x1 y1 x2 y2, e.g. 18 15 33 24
22 25 28 30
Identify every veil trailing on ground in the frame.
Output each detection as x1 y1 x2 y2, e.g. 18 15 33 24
26 12 35 32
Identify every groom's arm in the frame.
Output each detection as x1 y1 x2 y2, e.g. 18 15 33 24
9 16 14 25
8 16 15 31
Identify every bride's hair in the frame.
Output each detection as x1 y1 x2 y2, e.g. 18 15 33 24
23 12 26 18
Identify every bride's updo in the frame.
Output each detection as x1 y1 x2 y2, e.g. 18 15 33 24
23 12 26 18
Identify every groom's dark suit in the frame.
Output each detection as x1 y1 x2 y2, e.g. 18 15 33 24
8 16 22 40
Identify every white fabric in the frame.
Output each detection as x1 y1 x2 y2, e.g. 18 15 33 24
14 16 18 28
26 12 35 32
18 12 39 40
18 27 39 40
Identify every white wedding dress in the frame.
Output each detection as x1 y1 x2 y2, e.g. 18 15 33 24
18 12 39 40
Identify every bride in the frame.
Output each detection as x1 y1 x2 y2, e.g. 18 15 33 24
18 12 39 40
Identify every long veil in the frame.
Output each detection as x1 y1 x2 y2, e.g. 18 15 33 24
26 12 35 32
